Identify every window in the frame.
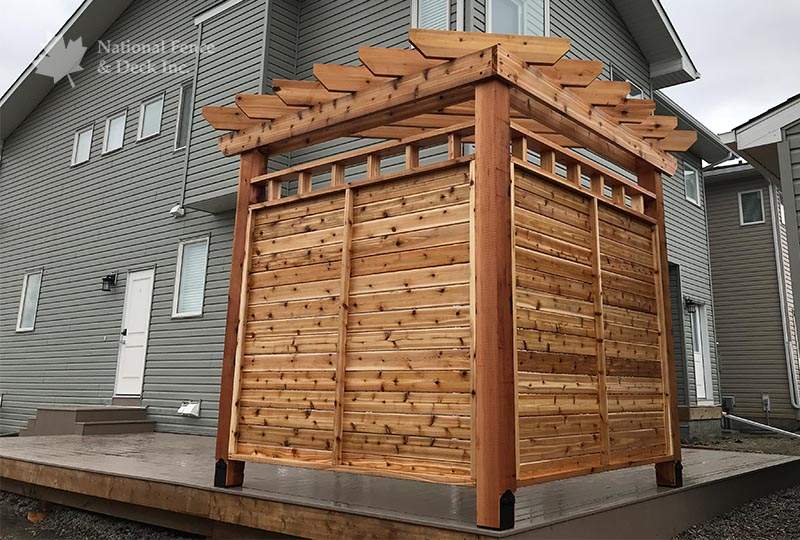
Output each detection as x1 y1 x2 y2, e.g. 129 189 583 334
738 189 765 225
684 162 701 206
16 270 43 332
174 82 194 150
102 110 127 154
488 0 548 36
412 0 449 29
137 94 164 140
71 126 93 165
172 237 210 317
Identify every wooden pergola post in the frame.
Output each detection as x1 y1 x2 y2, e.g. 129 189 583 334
474 79 517 530
637 162 683 487
214 149 267 488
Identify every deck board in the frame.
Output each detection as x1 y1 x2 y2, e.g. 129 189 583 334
0 433 797 538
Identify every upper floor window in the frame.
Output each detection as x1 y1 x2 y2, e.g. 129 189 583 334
102 110 127 154
412 0 449 29
71 126 93 165
174 81 194 151
684 162 701 206
16 270 43 332
137 94 164 141
739 189 765 225
172 237 210 318
488 0 549 36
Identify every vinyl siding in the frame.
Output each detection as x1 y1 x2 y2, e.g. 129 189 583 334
662 156 720 405
0 0 240 435
706 175 794 421
184 0 268 205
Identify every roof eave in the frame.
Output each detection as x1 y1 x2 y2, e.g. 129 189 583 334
655 91 731 165
0 0 133 141
611 0 700 90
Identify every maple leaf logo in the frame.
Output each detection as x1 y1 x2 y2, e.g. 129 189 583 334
35 37 87 88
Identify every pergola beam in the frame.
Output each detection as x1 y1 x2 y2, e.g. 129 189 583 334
496 48 677 174
219 46 497 155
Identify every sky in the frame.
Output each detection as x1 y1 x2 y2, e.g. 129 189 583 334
1 0 799 135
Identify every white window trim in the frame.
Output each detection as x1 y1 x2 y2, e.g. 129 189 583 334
137 93 165 142
738 188 766 226
70 125 94 166
411 0 451 29
173 82 192 151
691 304 714 404
487 0 551 36
683 162 701 207
172 236 210 318
102 109 127 154
16 270 43 332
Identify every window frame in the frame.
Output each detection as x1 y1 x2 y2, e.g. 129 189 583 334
486 0 551 36
173 81 193 151
16 269 44 332
738 188 766 226
683 162 702 207
137 93 165 142
411 0 451 29
171 236 211 318
71 125 94 166
102 109 127 155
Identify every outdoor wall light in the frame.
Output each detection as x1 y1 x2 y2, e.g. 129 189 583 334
683 296 700 313
101 273 118 292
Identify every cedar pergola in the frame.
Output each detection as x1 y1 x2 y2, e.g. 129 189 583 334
204 29 695 530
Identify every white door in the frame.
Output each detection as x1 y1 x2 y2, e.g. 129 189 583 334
690 306 710 401
114 268 155 396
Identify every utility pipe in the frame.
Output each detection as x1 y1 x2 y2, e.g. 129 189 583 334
722 412 800 440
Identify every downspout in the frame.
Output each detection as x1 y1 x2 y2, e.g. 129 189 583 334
768 182 800 409
177 22 204 209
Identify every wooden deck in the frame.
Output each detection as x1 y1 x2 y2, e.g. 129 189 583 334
0 433 798 538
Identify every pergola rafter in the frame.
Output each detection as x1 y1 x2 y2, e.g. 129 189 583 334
204 29 693 531
203 29 695 175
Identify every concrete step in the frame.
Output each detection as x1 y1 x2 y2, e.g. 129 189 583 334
21 406 152 436
19 419 37 437
76 420 155 436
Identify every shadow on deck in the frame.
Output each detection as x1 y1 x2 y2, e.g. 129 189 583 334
0 433 798 539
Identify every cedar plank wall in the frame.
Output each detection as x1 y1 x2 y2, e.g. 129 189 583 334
231 163 473 481
513 166 669 482
706 174 793 422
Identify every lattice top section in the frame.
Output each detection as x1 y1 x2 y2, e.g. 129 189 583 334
203 29 696 175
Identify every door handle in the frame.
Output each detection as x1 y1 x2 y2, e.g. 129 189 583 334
120 329 127 336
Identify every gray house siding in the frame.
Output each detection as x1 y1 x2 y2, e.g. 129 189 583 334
662 156 720 406
706 174 795 422
184 0 269 207
0 0 720 436
0 0 246 435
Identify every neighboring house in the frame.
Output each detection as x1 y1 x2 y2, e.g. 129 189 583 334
0 0 722 438
706 96 800 429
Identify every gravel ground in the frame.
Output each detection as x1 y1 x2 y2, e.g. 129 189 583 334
675 431 800 539
674 484 800 540
687 431 800 456
0 491 197 540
